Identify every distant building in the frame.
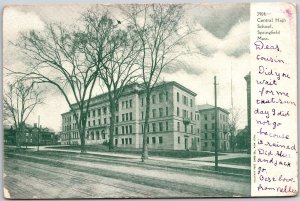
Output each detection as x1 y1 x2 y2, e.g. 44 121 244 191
4 124 58 146
235 126 250 151
196 104 230 152
4 126 16 145
61 81 201 150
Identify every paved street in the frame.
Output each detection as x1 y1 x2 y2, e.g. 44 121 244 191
4 148 250 199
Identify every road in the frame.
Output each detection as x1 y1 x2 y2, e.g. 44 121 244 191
4 150 250 199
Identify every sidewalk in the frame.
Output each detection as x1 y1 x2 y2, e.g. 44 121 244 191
42 146 250 171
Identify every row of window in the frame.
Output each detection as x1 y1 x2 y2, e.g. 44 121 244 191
204 132 230 140
141 122 169 133
121 99 133 109
203 123 228 131
146 136 163 144
203 113 228 122
176 107 193 120
141 92 169 107
177 122 194 134
177 92 193 107
117 138 133 145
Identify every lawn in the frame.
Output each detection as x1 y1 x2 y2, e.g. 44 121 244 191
218 157 251 166
48 145 223 158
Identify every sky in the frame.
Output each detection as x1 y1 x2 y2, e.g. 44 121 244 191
3 4 250 132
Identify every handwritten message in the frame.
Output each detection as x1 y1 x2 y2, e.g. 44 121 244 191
251 3 297 196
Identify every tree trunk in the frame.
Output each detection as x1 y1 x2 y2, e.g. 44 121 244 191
79 115 87 153
109 103 116 151
142 92 151 161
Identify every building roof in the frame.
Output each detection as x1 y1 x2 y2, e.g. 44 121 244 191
62 81 197 115
197 104 229 114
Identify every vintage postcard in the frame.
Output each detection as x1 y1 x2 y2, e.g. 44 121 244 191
2 2 297 199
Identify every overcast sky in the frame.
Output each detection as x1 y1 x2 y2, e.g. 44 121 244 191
3 4 250 132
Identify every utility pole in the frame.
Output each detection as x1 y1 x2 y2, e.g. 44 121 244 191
214 76 218 171
37 115 40 151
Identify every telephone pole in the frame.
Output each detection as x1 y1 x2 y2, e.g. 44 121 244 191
214 76 218 171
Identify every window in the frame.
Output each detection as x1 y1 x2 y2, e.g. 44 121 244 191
191 125 193 134
159 122 163 132
130 112 133 121
177 107 180 116
177 92 180 102
204 114 208 120
126 113 129 121
183 109 187 118
142 111 144 120
129 99 132 108
103 107 107 115
129 138 132 144
166 91 169 101
87 111 90 118
159 108 163 117
122 114 125 121
122 138 124 144
88 121 90 127
204 124 207 130
115 139 118 145
126 101 128 108
115 127 118 135
159 93 163 103
178 136 180 143
190 99 193 107
197 129 200 134
177 122 180 131
147 137 149 144
205 133 207 139
93 110 95 117
122 126 125 134
91 132 94 140
152 95 156 104
98 109 101 116
183 95 187 105
104 118 107 124
205 142 208 147
166 122 169 131
212 123 215 129
122 101 125 108
212 113 215 120
129 125 132 134
141 98 144 106
116 116 119 123
152 123 156 132
142 124 144 133
152 137 156 144
125 138 128 144
190 112 193 120
166 107 168 116
93 120 95 126
96 131 100 140
152 109 156 118
159 137 163 144
125 126 128 134
212 142 215 146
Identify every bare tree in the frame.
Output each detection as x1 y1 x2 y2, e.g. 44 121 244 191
3 80 44 147
227 107 244 152
124 4 189 160
81 10 141 150
11 18 104 153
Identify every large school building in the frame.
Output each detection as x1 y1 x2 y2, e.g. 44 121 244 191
61 81 202 150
